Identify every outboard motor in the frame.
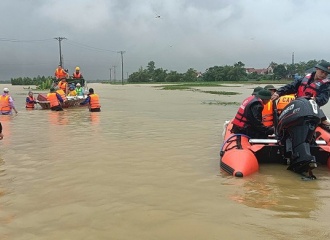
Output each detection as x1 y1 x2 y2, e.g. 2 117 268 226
277 97 322 174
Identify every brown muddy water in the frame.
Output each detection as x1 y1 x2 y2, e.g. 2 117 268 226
0 83 330 240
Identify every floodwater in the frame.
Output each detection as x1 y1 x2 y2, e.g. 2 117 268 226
0 83 330 240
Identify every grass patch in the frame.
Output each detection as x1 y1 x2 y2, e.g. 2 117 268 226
201 90 239 95
158 85 240 95
202 100 240 105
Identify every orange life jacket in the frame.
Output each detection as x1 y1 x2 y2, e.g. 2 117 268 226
58 80 68 92
47 93 60 108
232 96 262 128
277 94 295 114
89 94 101 109
262 100 273 127
297 74 330 98
0 95 10 113
26 96 35 108
56 89 67 102
73 72 82 78
55 68 67 79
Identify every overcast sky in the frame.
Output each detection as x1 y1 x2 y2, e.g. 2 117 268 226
1 0 330 81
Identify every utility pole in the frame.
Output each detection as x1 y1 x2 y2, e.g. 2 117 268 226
109 67 112 83
118 51 126 85
292 52 294 65
54 37 67 67
113 65 117 82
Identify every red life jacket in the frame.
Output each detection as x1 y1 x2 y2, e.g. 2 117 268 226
232 96 262 128
297 74 330 98
26 96 35 108
73 72 82 78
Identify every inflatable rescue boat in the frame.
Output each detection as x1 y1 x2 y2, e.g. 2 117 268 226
220 97 330 178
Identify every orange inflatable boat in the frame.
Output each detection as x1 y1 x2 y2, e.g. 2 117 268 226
220 97 330 178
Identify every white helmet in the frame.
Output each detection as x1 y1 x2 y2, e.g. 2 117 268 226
76 83 81 87
3 88 9 92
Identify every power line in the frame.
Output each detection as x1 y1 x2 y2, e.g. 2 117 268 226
66 40 118 53
0 38 54 43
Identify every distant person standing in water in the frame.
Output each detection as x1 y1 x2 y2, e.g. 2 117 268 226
26 91 38 109
0 88 18 115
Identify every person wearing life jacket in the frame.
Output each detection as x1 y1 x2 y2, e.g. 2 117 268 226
75 83 84 96
231 89 274 138
0 88 18 115
68 85 77 96
47 87 64 111
54 65 67 80
26 91 38 109
55 87 67 102
57 78 68 95
80 88 101 112
272 61 330 130
261 85 277 127
72 66 83 79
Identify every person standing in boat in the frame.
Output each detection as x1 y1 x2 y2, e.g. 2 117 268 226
0 88 18 115
47 87 64 111
80 88 101 112
54 65 67 80
26 91 38 109
72 66 83 79
231 89 274 138
271 61 330 130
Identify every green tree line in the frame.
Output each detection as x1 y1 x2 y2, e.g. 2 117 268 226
11 75 53 89
128 59 326 83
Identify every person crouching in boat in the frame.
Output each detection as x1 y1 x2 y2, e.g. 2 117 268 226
47 87 64 111
80 88 101 112
26 91 38 109
231 89 274 138
0 88 18 115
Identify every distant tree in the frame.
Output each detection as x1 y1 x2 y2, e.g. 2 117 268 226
165 71 183 82
153 68 167 82
182 68 198 82
147 61 156 75
273 64 288 79
127 67 150 83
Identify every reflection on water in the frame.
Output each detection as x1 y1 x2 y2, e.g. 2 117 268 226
0 84 329 239
228 165 321 218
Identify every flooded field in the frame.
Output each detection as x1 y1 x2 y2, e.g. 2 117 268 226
0 83 330 239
